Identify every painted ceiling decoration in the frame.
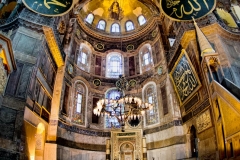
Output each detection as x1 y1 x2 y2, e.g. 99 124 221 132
160 0 216 21
22 0 73 16
79 0 154 33
109 0 124 20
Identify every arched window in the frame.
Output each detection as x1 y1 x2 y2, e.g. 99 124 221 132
143 52 150 65
126 21 134 31
86 13 94 24
105 89 121 128
138 15 146 26
106 53 123 78
77 43 91 72
97 20 106 30
111 23 120 32
139 44 154 73
143 83 159 126
72 81 87 126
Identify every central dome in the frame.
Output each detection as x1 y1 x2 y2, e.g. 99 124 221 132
77 0 159 35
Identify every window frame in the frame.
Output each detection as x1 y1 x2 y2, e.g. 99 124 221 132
85 13 94 24
125 20 134 31
97 19 106 30
111 23 121 33
138 15 146 26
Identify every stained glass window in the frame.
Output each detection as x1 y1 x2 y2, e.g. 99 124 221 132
77 44 91 72
97 20 106 30
105 89 121 128
138 15 146 26
143 52 150 65
86 13 94 24
111 23 120 32
72 82 86 125
144 83 159 126
126 21 134 31
106 53 123 78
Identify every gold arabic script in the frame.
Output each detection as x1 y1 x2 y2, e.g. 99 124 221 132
172 55 198 101
166 0 210 18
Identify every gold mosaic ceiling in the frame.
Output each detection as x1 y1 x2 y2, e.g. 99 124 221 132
79 0 156 33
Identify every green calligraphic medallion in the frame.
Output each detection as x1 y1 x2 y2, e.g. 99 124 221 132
23 0 73 16
160 0 216 21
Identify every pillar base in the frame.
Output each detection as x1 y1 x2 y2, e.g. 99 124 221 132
44 143 57 160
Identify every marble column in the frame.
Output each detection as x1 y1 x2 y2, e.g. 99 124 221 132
142 137 147 160
106 139 110 160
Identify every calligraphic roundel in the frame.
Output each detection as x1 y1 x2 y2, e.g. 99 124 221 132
160 0 216 21
23 0 73 16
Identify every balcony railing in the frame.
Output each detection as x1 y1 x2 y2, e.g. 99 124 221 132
33 102 50 123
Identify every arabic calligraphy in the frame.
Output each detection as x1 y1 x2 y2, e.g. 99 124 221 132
172 54 199 102
196 109 212 133
161 0 216 21
23 0 72 16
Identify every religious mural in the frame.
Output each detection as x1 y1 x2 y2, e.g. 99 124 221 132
170 49 201 104
22 0 73 16
160 0 216 21
108 1 123 20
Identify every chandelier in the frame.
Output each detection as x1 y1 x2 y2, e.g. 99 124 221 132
93 75 153 132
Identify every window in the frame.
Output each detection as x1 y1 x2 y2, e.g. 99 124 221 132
72 81 87 125
139 44 153 73
86 13 94 24
138 15 146 26
143 52 150 65
111 23 120 32
106 53 123 78
76 93 82 113
77 44 91 72
81 52 87 64
143 83 159 126
97 20 106 30
105 89 121 128
126 21 134 31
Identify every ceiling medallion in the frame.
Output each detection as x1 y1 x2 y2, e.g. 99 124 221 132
152 29 158 38
23 0 73 16
68 64 73 74
93 79 101 86
157 66 163 75
129 79 137 87
126 44 134 51
96 43 105 51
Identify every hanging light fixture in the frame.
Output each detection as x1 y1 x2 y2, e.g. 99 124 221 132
93 75 153 132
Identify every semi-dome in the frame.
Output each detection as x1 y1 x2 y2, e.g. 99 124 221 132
77 0 160 35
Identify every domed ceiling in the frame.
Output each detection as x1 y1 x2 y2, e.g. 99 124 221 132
78 0 159 34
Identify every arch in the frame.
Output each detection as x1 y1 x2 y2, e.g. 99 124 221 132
125 20 134 31
97 19 106 30
142 81 159 126
71 80 88 126
120 142 135 160
139 43 154 74
106 52 123 78
77 43 92 72
190 125 198 157
111 23 120 32
138 15 146 26
85 13 94 24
